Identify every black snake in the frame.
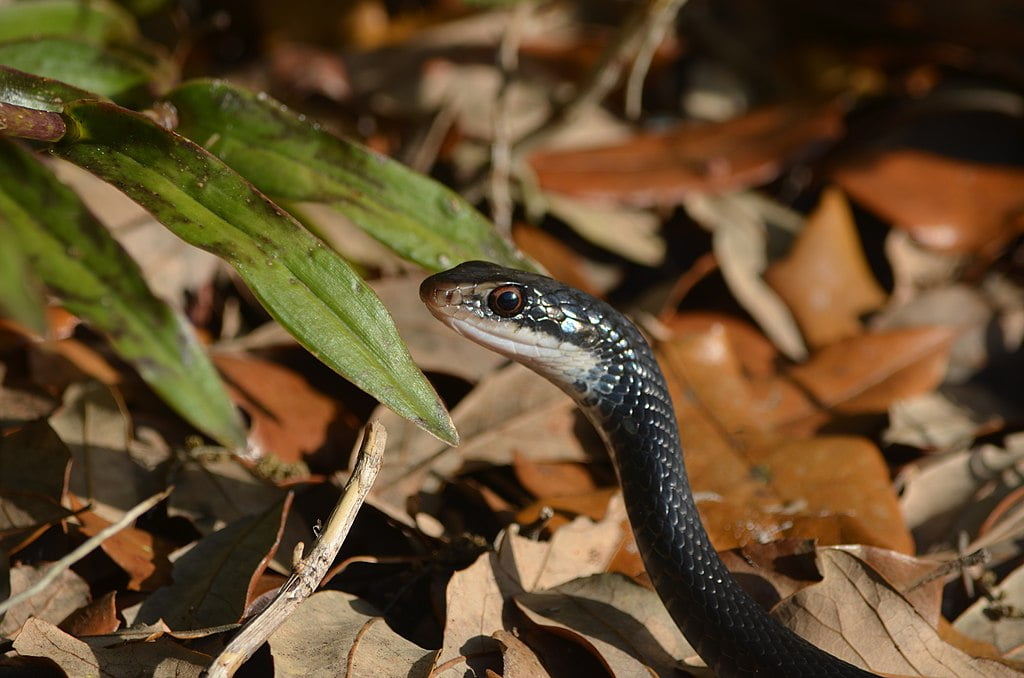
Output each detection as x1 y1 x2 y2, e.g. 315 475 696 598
420 261 875 677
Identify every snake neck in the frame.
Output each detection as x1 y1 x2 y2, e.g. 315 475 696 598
571 323 874 678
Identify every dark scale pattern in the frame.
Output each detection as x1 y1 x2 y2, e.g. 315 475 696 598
422 263 877 678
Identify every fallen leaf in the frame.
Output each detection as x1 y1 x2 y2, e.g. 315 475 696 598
71 495 175 591
833 148 1024 257
373 363 591 511
786 326 957 415
136 493 291 630
13 617 208 677
530 104 843 206
0 563 90 638
658 327 913 553
662 312 779 379
267 590 435 678
49 381 153 523
542 193 666 266
492 629 551 678
685 191 808 361
0 421 73 552
514 574 705 677
774 549 1021 676
59 591 119 637
513 452 600 500
765 187 887 348
214 353 359 466
884 388 1008 453
871 285 994 382
434 503 630 674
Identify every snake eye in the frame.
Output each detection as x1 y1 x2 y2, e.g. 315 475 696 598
488 285 525 317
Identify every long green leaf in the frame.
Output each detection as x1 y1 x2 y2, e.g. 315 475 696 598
0 65 101 112
0 138 246 448
54 101 458 444
0 217 46 333
0 37 170 103
168 80 537 273
0 0 140 45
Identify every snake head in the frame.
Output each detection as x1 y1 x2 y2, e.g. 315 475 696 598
420 260 633 398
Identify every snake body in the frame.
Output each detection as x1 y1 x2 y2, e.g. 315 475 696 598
421 261 875 677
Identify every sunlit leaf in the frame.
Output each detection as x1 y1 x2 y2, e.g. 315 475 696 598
168 79 536 273
0 37 170 103
54 101 457 444
0 0 139 45
0 138 247 448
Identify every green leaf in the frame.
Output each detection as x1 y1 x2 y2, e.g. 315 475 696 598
0 138 246 449
168 79 537 273
0 37 171 103
55 101 458 445
0 0 140 44
0 217 46 333
0 65 101 112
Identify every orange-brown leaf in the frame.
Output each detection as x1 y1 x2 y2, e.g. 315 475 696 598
765 187 887 348
833 149 1024 257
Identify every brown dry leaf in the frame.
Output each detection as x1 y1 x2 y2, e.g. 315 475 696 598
515 488 620 535
136 494 291 630
786 326 957 416
513 452 599 500
684 192 808 361
872 285 998 383
267 590 435 678
50 382 154 523
774 549 1021 676
434 503 629 674
491 629 551 678
529 104 843 206
214 353 358 465
0 563 90 637
658 327 913 553
833 148 1024 257
0 421 73 553
662 312 780 378
59 591 120 637
71 495 174 591
718 540 823 609
514 574 706 677
373 363 589 511
13 617 208 677
542 193 666 266
765 187 887 348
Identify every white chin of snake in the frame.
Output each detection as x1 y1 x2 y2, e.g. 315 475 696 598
445 316 597 389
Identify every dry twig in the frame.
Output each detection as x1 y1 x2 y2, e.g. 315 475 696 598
207 421 387 677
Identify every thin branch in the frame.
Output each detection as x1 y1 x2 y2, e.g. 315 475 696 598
626 0 688 120
489 0 534 236
0 487 173 616
207 420 387 678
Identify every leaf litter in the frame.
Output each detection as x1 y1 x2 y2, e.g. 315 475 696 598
4 2 1024 677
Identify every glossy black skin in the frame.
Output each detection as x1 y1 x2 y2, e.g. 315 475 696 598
422 262 876 678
